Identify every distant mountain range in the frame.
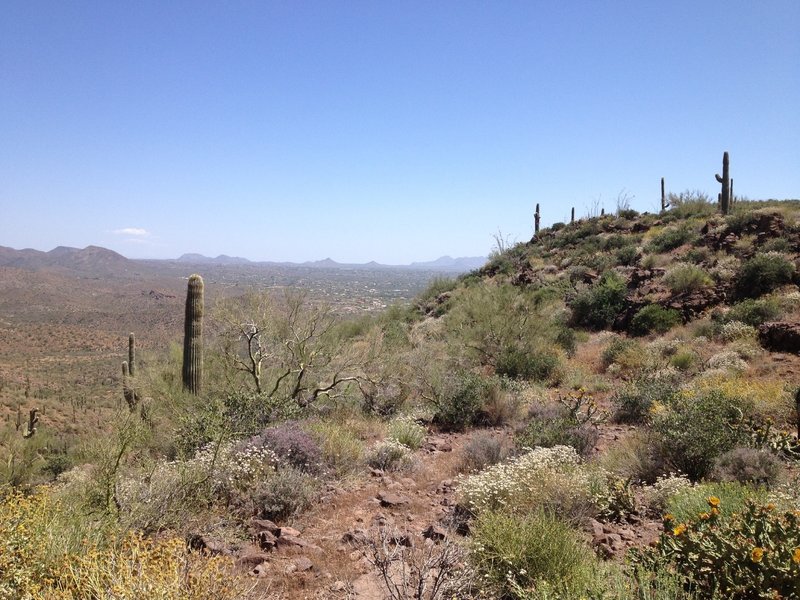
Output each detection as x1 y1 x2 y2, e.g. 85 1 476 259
175 252 487 272
0 245 136 276
0 245 486 275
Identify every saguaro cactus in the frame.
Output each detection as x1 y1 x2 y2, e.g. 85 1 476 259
122 361 136 409
715 151 731 215
22 408 38 438
661 177 669 211
128 333 136 377
571 207 575 223
534 203 541 235
182 274 204 394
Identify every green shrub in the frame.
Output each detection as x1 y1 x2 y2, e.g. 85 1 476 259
308 420 365 476
670 349 697 371
663 264 713 294
430 371 496 432
569 271 628 329
614 245 639 266
387 415 426 450
612 374 679 424
516 401 599 457
647 224 698 253
651 390 751 480
735 253 795 299
246 466 320 522
366 439 414 472
601 337 641 370
629 305 682 336
470 509 595 599
640 499 800 599
724 298 782 326
496 345 561 382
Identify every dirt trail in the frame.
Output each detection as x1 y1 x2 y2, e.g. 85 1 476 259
247 433 465 599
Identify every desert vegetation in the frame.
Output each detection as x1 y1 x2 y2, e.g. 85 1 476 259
2 193 800 599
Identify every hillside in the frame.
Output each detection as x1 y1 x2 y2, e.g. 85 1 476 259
2 198 800 600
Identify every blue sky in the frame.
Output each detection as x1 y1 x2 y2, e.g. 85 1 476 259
1 1 798 263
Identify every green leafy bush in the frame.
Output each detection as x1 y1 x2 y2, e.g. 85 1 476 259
640 499 800 599
629 305 682 336
569 271 628 329
723 298 782 326
496 345 561 382
430 371 497 432
647 224 698 253
735 253 795 299
651 390 751 480
611 374 679 424
601 337 641 370
663 264 713 294
614 245 639 266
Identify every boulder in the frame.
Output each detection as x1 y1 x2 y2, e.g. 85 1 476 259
758 321 800 354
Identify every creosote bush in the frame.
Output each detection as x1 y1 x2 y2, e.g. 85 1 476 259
629 304 682 336
646 223 698 253
430 371 498 432
569 271 627 330
735 252 795 298
651 389 751 480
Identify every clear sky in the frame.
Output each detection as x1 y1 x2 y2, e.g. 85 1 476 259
1 1 798 264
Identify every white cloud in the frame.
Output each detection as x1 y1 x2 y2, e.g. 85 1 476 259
113 227 149 236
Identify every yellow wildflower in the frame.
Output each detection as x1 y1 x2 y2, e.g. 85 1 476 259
707 496 721 508
751 547 764 563
792 548 800 565
710 507 720 517
699 512 710 521
672 524 687 536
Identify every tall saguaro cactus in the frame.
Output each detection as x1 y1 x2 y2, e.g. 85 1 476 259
128 333 136 377
182 274 204 395
715 151 731 215
570 207 575 223
534 203 541 235
661 177 669 211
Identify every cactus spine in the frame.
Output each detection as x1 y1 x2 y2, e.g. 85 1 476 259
182 274 204 395
715 151 731 215
534 203 541 235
